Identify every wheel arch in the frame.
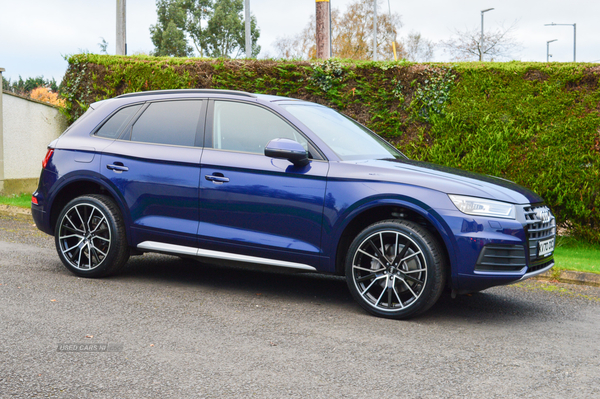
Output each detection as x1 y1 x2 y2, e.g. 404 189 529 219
332 199 457 285
48 173 131 242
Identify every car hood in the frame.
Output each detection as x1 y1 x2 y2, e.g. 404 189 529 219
346 158 543 204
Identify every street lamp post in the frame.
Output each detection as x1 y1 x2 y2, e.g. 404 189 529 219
245 0 251 58
373 0 378 61
116 0 127 55
544 23 576 62
480 8 495 61
546 39 557 62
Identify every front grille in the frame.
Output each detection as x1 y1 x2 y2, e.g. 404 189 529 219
475 245 527 272
523 205 556 262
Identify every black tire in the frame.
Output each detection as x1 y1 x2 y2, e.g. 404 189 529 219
345 219 446 319
54 194 130 278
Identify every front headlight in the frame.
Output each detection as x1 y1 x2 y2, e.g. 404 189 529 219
448 194 516 219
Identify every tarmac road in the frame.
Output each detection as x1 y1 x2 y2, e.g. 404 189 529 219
0 212 599 398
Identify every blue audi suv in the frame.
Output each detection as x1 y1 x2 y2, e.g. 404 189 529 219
32 89 556 319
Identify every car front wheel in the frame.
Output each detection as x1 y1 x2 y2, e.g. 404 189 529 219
345 219 446 319
55 194 130 277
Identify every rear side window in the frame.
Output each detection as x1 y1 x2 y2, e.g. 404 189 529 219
130 101 204 147
95 104 142 139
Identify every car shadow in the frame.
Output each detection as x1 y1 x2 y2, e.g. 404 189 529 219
120 253 354 308
116 253 557 324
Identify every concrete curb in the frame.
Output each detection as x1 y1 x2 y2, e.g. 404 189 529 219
1 205 599 287
534 269 600 287
0 204 32 219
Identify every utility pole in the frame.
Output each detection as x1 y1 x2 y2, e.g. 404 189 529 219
480 8 494 61
546 39 557 62
116 0 127 55
372 0 378 61
245 0 251 58
316 0 331 59
545 23 576 62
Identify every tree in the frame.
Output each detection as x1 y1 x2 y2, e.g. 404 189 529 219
274 0 404 61
98 37 109 54
30 87 66 107
185 0 212 56
150 0 193 57
150 0 259 58
274 12 336 60
2 76 58 95
442 23 520 61
334 0 402 60
204 0 260 58
403 31 435 62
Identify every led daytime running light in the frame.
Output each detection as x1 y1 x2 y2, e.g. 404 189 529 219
449 195 516 219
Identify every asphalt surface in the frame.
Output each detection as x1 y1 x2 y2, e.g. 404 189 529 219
1 212 599 398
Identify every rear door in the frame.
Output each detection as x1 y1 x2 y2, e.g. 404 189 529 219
198 100 329 270
100 100 206 249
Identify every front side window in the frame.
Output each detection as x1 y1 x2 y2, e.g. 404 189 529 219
95 104 142 139
212 101 307 154
130 100 203 147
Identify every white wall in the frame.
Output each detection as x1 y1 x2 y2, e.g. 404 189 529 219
1 91 67 181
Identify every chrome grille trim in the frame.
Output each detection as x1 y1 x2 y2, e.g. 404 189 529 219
522 205 556 263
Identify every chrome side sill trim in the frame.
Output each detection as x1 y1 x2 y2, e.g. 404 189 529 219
137 241 317 272
138 241 198 256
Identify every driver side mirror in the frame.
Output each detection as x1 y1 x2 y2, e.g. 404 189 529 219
264 138 310 167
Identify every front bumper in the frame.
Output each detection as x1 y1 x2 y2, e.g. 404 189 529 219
440 204 556 292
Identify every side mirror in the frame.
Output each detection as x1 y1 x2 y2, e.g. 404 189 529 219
264 138 309 167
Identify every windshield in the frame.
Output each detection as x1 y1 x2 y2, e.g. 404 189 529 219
281 104 406 161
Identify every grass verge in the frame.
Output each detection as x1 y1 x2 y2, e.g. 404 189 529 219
0 193 32 209
554 236 600 275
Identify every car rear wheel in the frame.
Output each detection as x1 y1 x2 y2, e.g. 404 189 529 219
345 219 446 319
55 194 129 277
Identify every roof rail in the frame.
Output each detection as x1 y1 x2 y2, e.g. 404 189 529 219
117 89 256 99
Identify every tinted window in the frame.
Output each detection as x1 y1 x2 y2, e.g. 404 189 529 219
212 101 306 154
95 104 142 139
131 101 203 146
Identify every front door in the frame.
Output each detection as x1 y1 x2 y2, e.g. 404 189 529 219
198 100 329 269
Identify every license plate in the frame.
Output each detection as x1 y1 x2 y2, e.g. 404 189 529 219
538 238 555 257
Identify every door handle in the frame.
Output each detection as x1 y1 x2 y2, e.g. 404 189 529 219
107 163 129 172
205 174 229 183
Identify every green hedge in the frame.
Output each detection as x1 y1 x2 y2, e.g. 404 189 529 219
61 54 600 241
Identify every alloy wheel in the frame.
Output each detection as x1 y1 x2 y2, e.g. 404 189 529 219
57 203 112 271
350 230 428 312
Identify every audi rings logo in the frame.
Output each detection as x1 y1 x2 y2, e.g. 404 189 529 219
535 208 551 223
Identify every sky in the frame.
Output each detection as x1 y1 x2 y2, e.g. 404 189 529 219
0 0 598 83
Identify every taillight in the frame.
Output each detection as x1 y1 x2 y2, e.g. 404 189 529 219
31 196 38 205
42 149 54 169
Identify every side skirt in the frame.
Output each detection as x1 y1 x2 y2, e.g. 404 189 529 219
137 241 318 272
